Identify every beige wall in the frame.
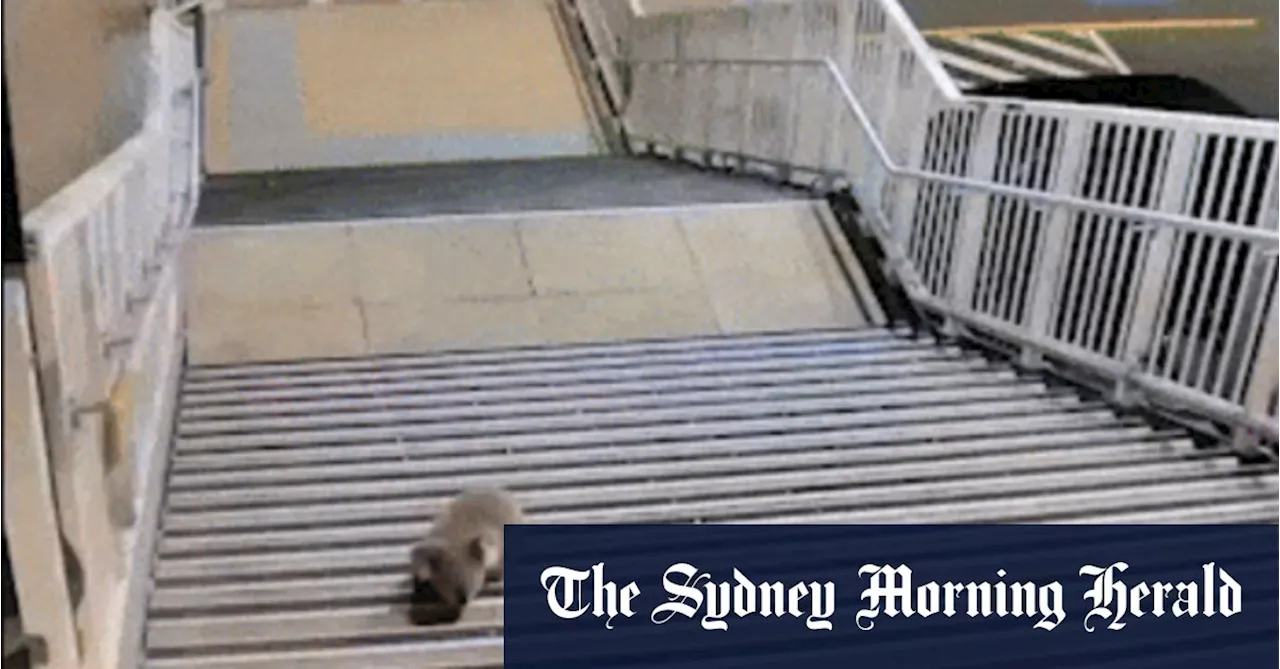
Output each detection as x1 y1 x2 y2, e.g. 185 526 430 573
204 2 600 173
3 0 152 212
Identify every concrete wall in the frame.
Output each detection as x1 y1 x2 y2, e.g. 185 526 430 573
2 0 152 212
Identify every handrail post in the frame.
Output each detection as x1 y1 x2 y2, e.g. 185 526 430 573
943 104 1000 335
1117 127 1198 404
1020 118 1088 368
1235 292 1279 453
887 117 927 254
3 281 82 669
603 1 1280 440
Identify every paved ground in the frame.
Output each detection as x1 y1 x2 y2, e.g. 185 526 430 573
184 200 881 364
902 0 1278 118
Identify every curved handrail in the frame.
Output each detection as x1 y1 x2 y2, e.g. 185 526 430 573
622 55 1280 246
581 0 1280 444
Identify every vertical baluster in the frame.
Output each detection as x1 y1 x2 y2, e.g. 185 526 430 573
2 282 83 669
1190 137 1257 393
1100 127 1157 358
1158 136 1223 386
1218 146 1278 400
1080 124 1134 352
917 113 952 294
1022 119 1087 367
1234 280 1279 451
1120 125 1198 402
1006 115 1053 327
1069 123 1117 349
927 109 968 296
984 113 1019 318
944 106 1002 332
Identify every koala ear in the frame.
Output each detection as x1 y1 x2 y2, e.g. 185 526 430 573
468 536 494 567
410 542 439 581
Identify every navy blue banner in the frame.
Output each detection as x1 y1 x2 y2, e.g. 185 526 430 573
505 525 1277 668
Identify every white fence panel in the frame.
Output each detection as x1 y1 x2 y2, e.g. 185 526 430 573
11 8 200 668
572 0 1280 446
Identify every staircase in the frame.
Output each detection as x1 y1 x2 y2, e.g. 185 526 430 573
142 327 1278 668
6 3 1278 669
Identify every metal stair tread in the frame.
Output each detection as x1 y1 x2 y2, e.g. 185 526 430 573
144 327 1278 668
147 599 504 655
175 365 1024 436
156 457 1250 559
176 356 1003 422
178 338 958 403
162 425 1177 496
160 428 1184 536
160 431 1197 523
180 329 919 392
174 380 1061 451
183 326 916 383
177 350 983 412
172 395 1101 462
166 409 1148 473
145 636 503 669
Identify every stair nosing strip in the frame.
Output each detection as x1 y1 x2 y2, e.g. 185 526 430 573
180 327 921 386
170 394 1101 461
166 408 1145 475
183 326 914 381
177 361 1011 427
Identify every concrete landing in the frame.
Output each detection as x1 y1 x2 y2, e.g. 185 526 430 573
183 200 884 364
203 1 602 173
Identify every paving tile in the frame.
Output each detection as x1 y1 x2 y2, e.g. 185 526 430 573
680 203 831 285
703 280 859 334
349 219 530 304
294 2 591 136
533 288 721 345
680 202 864 332
187 302 367 365
519 211 703 294
181 201 875 362
363 297 542 355
185 225 357 310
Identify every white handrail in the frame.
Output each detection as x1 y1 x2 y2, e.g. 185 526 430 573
623 56 1280 246
573 0 1280 444
11 9 201 668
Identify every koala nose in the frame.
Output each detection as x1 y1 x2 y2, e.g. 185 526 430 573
408 602 462 626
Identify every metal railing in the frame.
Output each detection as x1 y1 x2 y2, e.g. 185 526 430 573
572 0 1280 447
7 8 199 669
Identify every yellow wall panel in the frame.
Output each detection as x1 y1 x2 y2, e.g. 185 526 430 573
204 15 235 174
294 2 592 136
